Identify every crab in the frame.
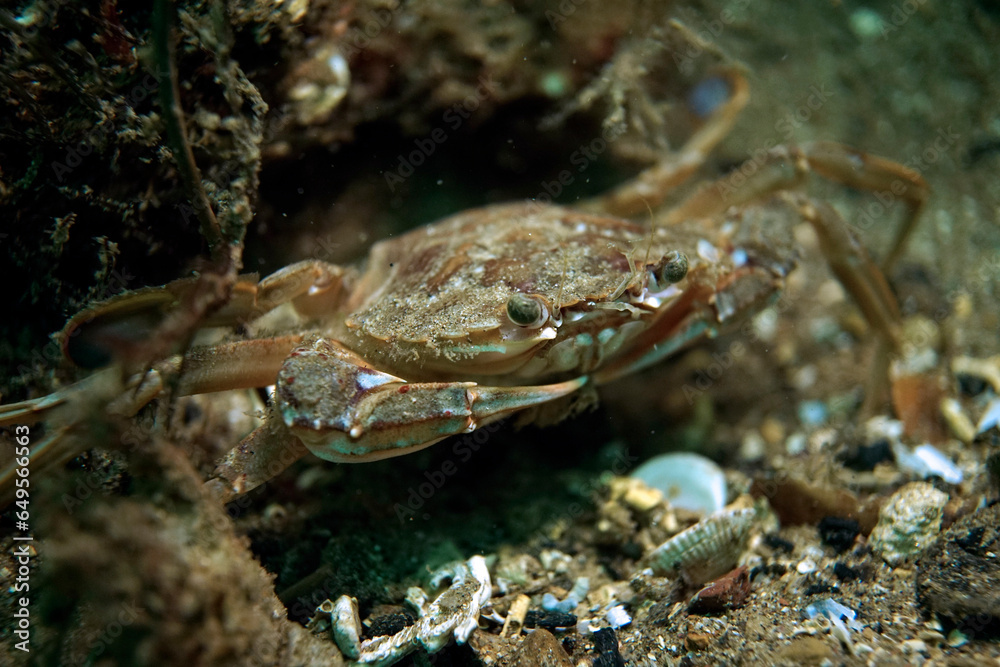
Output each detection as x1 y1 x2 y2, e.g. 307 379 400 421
0 68 928 509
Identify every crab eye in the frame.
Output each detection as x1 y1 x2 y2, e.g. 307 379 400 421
506 293 548 328
658 251 689 284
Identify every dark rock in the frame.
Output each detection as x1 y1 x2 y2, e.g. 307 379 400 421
842 439 893 471
818 516 861 553
956 372 988 396
763 533 795 553
366 611 412 638
591 628 625 667
525 609 577 630
832 562 864 582
803 581 836 596
917 503 1000 638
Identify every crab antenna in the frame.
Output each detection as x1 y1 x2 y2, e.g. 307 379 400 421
640 198 657 290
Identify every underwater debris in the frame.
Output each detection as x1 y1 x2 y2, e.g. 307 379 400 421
688 565 751 614
891 441 963 484
646 500 762 586
940 397 977 443
631 451 727 514
326 556 491 666
804 598 863 653
805 598 863 633
976 398 1000 435
542 576 589 613
525 609 578 631
604 605 632 629
591 627 626 667
869 482 948 567
951 356 1000 395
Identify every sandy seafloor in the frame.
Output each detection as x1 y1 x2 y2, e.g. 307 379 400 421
1 0 999 665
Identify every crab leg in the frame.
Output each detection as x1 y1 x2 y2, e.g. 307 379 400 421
208 339 588 501
0 333 305 503
0 367 156 504
60 260 349 370
663 141 928 274
588 67 750 217
663 142 929 349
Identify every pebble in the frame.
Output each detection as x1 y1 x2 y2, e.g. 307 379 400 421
760 417 785 446
900 639 929 656
785 432 807 456
740 429 767 461
869 482 948 566
775 636 835 664
685 631 713 651
511 628 573 667
798 400 828 427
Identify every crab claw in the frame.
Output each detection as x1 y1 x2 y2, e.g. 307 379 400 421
276 339 587 463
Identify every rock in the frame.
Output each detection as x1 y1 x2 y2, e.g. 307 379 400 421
869 482 948 566
916 503 1000 636
591 628 625 667
684 631 713 651
524 609 577 630
817 516 860 553
774 636 836 665
511 628 573 667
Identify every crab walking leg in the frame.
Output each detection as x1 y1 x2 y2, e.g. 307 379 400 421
174 334 305 395
59 260 349 369
801 141 928 272
587 68 750 218
0 366 169 502
207 339 589 500
663 142 929 348
663 141 928 273
205 406 310 503
232 259 352 321
795 197 902 350
0 426 72 505
0 333 303 502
